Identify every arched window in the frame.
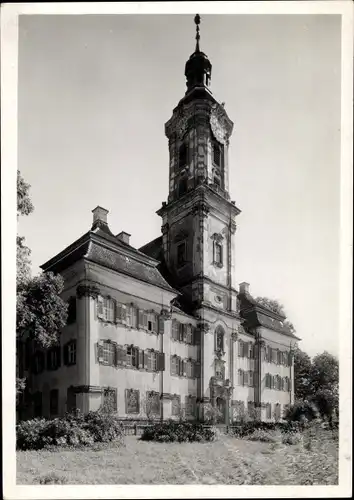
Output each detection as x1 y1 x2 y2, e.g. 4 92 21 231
179 142 188 169
215 326 225 352
212 140 222 167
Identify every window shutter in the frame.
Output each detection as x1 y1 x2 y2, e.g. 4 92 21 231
116 303 123 321
139 349 144 369
46 350 51 371
158 315 165 335
97 341 104 363
172 320 179 340
182 360 187 377
143 312 148 329
63 344 69 366
243 342 248 358
138 310 144 328
178 323 184 341
97 296 104 319
56 346 61 368
143 350 149 370
238 340 243 356
158 352 165 371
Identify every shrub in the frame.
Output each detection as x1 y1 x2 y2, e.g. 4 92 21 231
281 431 303 445
247 429 281 443
17 418 51 450
284 400 319 423
83 410 125 444
16 409 125 450
37 473 68 484
140 420 217 443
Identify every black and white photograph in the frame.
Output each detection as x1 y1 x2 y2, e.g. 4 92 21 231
1 1 352 498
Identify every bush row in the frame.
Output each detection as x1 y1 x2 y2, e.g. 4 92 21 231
140 420 217 443
16 410 125 450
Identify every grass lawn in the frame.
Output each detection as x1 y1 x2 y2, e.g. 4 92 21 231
17 433 338 485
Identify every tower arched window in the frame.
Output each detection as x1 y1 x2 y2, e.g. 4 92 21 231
179 142 188 169
212 140 222 168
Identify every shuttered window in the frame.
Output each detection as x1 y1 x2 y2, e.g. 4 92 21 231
50 389 59 416
185 324 193 344
102 341 116 366
172 320 179 341
64 340 76 366
238 369 243 385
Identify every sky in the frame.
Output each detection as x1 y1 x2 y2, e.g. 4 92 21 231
17 13 341 358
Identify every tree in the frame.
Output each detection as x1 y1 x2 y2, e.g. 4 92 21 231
16 171 68 395
293 346 313 400
291 348 339 421
255 297 285 316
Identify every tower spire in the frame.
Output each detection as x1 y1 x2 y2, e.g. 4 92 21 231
184 14 212 92
195 14 201 52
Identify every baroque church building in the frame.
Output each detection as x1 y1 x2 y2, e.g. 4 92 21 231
18 16 299 423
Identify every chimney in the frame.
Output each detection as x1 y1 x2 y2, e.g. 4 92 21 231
92 206 109 228
116 231 131 245
239 282 250 294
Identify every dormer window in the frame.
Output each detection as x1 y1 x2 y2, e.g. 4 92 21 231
179 142 188 169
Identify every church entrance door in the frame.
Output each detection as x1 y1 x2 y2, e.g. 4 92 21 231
216 397 226 423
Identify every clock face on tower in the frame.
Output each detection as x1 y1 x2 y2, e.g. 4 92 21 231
210 104 228 145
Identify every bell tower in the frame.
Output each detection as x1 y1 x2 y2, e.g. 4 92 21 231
157 15 241 316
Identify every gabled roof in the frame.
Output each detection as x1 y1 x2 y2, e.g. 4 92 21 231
238 290 300 340
41 226 177 294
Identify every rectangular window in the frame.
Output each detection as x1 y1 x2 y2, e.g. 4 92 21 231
33 351 45 374
151 351 158 372
271 348 278 364
249 371 254 387
102 341 116 366
50 389 59 416
126 389 140 414
243 371 249 386
102 297 115 322
238 340 243 357
238 369 244 385
171 355 177 375
146 391 160 415
172 396 181 416
185 324 193 344
177 242 187 267
33 391 42 417
103 388 117 412
186 360 193 378
67 297 76 324
67 341 76 365
172 320 179 341
266 403 272 419
47 347 61 371
147 313 157 333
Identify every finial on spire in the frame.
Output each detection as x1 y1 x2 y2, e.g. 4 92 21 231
194 14 201 52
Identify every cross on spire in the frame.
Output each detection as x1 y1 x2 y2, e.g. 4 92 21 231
194 14 201 52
